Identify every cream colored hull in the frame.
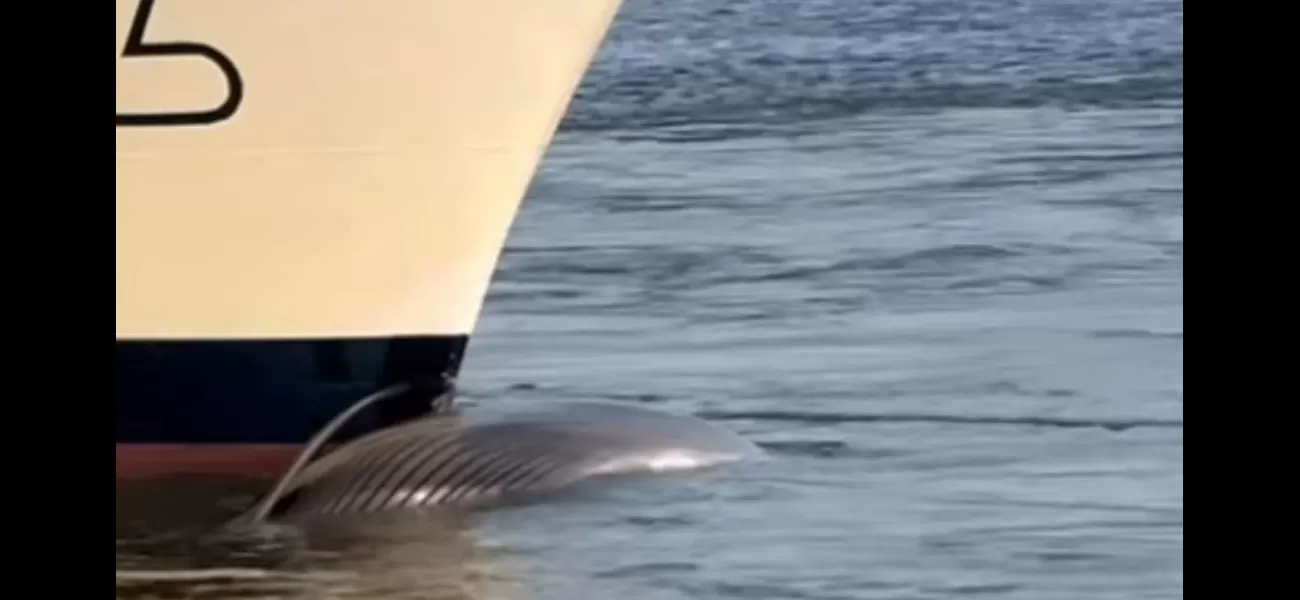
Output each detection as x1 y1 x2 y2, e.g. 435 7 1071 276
115 0 624 455
116 0 623 341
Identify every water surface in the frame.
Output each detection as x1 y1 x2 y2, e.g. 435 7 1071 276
117 0 1183 598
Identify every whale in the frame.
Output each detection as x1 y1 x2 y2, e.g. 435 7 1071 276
236 384 764 524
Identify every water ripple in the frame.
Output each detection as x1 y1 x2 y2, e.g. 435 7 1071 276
702 411 1183 431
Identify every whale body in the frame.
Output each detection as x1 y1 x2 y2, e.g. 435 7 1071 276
245 397 763 523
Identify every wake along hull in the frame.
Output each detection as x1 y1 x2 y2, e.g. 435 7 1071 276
115 0 625 478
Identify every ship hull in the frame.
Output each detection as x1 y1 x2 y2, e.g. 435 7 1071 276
115 0 625 479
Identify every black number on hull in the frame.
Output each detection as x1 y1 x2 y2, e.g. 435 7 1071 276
115 0 244 127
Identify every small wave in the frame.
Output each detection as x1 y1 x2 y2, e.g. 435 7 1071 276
596 562 701 579
564 76 1183 142
556 0 1182 141
871 243 1022 270
701 411 1182 431
710 242 1065 286
926 583 1023 596
1090 328 1183 340
623 515 697 530
758 440 906 460
946 274 1068 292
760 440 846 458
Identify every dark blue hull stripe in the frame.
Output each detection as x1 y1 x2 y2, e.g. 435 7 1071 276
114 336 467 444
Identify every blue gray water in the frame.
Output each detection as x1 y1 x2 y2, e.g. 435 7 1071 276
116 0 1183 598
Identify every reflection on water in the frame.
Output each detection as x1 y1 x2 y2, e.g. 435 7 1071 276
116 477 529 600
